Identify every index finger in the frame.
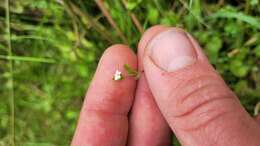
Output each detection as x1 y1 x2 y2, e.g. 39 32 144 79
71 44 137 146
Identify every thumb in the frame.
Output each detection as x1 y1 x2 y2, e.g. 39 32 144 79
141 27 260 146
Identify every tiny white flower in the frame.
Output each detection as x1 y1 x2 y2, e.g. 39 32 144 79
113 70 123 80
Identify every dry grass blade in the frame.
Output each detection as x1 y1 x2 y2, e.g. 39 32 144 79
69 2 114 43
217 0 225 6
121 0 144 34
255 102 260 116
95 0 128 44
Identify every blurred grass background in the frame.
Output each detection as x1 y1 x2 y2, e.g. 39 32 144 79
0 0 260 145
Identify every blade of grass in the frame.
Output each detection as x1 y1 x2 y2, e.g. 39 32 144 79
62 0 81 59
245 0 250 14
11 36 52 41
189 0 193 8
177 0 209 28
5 0 15 145
121 0 144 34
0 55 56 63
153 0 164 15
208 9 260 29
69 2 114 44
95 0 128 44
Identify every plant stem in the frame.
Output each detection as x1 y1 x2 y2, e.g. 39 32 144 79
69 2 114 43
245 0 250 14
62 0 81 59
217 0 225 7
95 0 128 44
0 55 56 63
5 0 15 145
178 0 209 29
121 0 144 34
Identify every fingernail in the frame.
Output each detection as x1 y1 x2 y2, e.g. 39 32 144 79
147 28 197 72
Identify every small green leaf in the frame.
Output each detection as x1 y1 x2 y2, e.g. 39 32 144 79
124 64 140 80
254 45 260 58
160 11 178 25
205 35 222 63
229 59 250 77
147 7 159 24
126 0 142 11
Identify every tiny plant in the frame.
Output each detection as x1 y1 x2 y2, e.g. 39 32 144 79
124 64 140 80
113 70 123 81
112 64 140 81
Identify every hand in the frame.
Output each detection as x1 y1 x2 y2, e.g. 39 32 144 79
71 25 260 146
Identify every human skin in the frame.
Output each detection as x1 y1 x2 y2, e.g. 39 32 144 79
71 25 260 146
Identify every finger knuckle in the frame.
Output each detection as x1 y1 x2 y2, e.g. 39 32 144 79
167 74 236 130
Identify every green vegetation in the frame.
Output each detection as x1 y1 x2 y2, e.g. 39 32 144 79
0 0 260 145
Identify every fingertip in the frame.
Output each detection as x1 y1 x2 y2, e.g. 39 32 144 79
106 44 136 56
103 44 137 66
138 25 170 70
138 25 169 50
138 26 208 70
72 44 137 146
89 44 137 114
99 44 138 83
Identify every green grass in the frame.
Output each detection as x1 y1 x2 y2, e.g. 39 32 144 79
0 0 260 145
4 0 15 145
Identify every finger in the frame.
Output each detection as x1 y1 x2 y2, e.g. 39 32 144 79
141 27 260 146
128 74 172 146
138 25 170 71
128 75 172 146
255 115 260 124
71 44 137 146
128 25 172 146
